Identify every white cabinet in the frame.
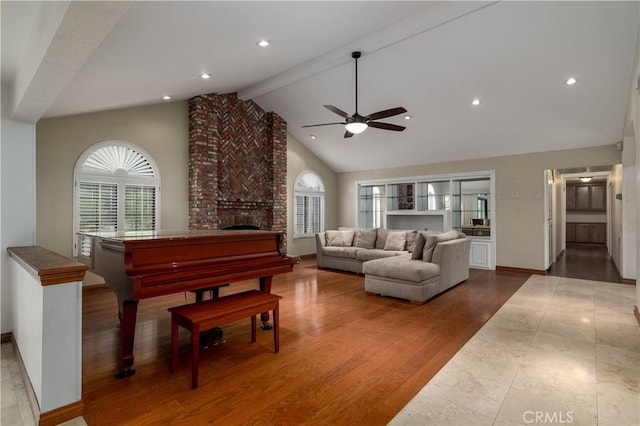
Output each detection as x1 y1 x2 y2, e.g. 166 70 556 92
469 240 492 269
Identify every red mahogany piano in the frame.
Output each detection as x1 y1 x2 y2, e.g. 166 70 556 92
77 230 293 378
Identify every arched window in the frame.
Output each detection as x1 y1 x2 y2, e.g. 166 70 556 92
73 141 160 254
294 171 325 238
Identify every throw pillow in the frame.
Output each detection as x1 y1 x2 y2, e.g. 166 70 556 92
422 230 461 262
375 229 389 249
354 229 377 249
405 230 418 252
326 229 355 247
411 232 427 260
384 231 407 251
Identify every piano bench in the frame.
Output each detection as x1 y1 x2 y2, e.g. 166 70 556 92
168 290 282 389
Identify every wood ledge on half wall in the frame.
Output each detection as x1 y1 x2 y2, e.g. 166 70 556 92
7 246 87 285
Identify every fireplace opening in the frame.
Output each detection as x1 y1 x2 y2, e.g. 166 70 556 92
223 225 260 231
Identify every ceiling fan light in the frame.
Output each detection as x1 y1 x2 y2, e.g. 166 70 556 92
345 122 368 134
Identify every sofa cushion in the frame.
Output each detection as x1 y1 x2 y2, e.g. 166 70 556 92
326 229 355 247
422 230 461 262
354 229 377 249
411 232 427 260
356 248 406 262
363 256 440 283
384 231 406 251
322 246 362 259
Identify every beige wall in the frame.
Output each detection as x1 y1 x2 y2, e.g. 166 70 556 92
287 134 338 256
36 101 190 257
35 101 337 260
338 145 621 271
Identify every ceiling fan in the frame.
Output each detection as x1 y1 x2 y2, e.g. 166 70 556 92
302 51 407 138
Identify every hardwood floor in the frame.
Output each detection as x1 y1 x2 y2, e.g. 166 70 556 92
81 261 529 425
547 246 622 283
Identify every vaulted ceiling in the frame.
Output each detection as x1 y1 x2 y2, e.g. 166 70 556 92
2 1 638 172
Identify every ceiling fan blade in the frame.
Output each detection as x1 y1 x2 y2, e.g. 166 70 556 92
368 122 406 132
324 105 350 118
344 130 354 138
365 107 407 121
301 122 346 128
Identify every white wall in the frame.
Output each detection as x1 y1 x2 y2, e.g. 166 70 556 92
8 255 83 412
622 28 640 312
623 164 637 279
1 83 36 334
610 165 623 271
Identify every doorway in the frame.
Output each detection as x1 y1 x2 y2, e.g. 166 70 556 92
545 167 622 283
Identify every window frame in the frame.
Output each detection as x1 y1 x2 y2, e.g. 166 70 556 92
293 171 325 238
73 141 161 256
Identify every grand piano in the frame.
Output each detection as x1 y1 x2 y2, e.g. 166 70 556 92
77 230 294 378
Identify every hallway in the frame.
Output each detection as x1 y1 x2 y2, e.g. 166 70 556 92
547 247 622 283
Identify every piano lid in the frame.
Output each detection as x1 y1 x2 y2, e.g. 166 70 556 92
77 229 282 243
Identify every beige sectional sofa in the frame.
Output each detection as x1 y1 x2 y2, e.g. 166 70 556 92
315 228 417 274
363 231 471 303
316 228 471 304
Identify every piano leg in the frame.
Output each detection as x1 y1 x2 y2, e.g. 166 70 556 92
115 299 139 378
259 276 273 330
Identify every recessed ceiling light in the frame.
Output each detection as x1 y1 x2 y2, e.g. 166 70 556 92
403 115 412 120
566 77 577 85
471 98 480 106
310 135 316 140
200 73 211 79
162 95 172 100
257 40 270 47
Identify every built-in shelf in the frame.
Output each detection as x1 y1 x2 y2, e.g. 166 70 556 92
356 171 496 269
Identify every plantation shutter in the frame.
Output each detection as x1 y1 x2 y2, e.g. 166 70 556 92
78 182 118 233
125 185 157 231
295 195 308 235
311 195 322 233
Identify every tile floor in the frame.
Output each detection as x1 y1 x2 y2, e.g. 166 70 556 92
391 275 640 425
2 275 638 425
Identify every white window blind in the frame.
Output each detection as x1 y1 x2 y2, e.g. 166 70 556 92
295 194 323 237
295 195 308 236
125 185 157 231
78 182 118 233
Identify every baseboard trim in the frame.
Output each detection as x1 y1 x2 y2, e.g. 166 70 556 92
39 401 85 426
620 278 637 285
11 335 42 424
634 306 640 327
555 249 565 262
1 332 12 343
496 266 546 275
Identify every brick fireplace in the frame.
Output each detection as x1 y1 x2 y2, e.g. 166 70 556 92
188 92 287 249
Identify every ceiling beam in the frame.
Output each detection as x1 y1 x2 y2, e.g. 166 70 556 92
11 1 130 123
238 1 496 101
